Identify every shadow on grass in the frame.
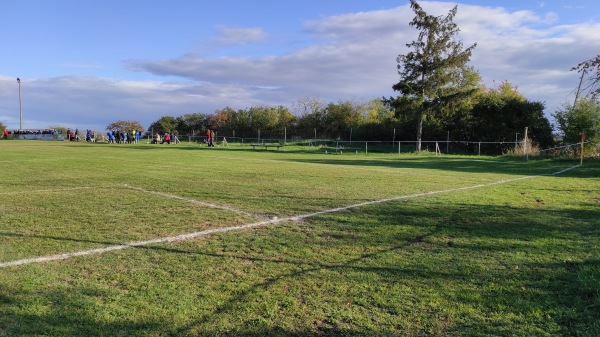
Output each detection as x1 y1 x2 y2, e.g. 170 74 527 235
172 201 598 336
1 199 599 336
73 141 600 177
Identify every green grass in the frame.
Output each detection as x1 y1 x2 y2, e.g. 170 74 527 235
0 140 598 336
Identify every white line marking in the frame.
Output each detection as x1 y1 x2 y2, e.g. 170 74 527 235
0 186 99 196
0 165 580 268
0 184 264 219
120 184 264 218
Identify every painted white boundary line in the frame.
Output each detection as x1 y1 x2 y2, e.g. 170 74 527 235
0 165 580 269
0 184 263 219
120 184 264 218
0 186 99 196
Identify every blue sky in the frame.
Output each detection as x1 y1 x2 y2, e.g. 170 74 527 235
1 0 599 131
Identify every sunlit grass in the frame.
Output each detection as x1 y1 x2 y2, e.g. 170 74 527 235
0 140 598 336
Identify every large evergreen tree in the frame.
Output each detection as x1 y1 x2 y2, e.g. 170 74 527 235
393 0 477 151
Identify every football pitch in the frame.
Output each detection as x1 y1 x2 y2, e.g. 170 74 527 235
1 141 598 336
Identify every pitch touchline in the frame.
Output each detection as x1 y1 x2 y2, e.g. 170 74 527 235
0 165 579 268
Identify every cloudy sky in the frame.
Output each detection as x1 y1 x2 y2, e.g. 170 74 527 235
1 0 599 132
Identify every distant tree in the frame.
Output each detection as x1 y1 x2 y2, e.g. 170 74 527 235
381 95 421 140
292 96 324 117
106 120 145 133
572 54 600 102
393 0 477 151
275 105 296 129
0 121 7 134
469 82 553 147
321 100 364 140
230 108 252 136
176 113 207 135
554 96 600 145
207 108 234 131
436 66 482 137
353 98 397 141
252 106 281 132
147 116 177 135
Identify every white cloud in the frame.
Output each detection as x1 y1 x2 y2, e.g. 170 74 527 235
211 26 268 46
2 2 599 131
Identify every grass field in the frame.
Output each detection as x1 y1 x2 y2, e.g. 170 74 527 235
0 140 598 336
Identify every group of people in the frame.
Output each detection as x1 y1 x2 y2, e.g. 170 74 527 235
66 129 98 142
106 130 142 144
3 129 62 140
151 132 179 144
205 129 216 147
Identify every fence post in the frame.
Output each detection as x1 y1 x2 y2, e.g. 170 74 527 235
524 127 528 161
478 142 481 156
581 131 586 165
446 131 450 154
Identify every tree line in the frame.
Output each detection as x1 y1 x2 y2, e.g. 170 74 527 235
137 81 553 146
130 0 596 150
6 1 593 151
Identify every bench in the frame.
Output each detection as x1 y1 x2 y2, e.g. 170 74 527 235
250 143 283 151
320 147 360 154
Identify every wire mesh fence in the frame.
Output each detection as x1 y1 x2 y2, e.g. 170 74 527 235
5 128 596 159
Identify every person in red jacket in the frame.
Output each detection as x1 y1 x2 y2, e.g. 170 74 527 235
206 129 212 147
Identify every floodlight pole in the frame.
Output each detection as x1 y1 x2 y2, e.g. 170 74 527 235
17 78 22 130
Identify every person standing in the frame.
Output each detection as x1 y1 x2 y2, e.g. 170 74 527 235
206 129 212 147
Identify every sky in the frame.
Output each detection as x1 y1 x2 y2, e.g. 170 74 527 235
1 0 599 132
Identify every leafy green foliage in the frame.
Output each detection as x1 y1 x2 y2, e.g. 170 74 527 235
0 142 598 336
147 115 177 134
321 101 364 139
468 82 554 147
554 96 600 145
105 120 145 133
175 113 208 135
393 0 477 150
